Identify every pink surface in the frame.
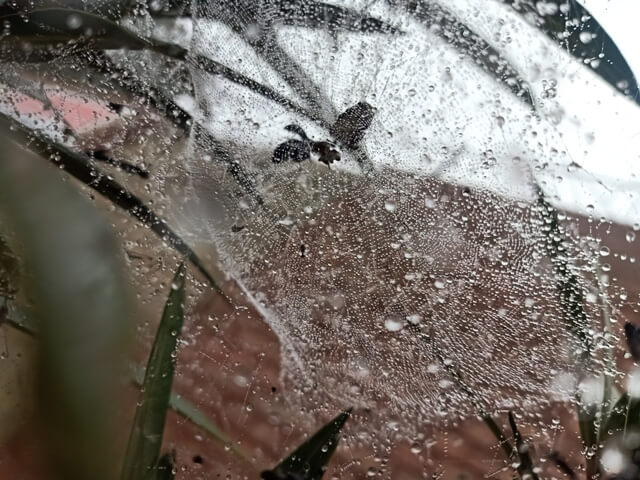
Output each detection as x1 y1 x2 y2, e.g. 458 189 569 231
0 86 126 150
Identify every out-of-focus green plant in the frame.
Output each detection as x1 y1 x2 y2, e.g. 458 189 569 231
0 133 131 480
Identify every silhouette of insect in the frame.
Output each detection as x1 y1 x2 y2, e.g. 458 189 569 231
272 124 341 167
330 101 376 149
272 102 375 166
272 125 310 164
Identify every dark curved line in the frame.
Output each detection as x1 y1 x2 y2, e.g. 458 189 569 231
504 0 640 106
394 0 535 108
0 112 230 302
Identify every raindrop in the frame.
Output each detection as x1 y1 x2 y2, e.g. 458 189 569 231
626 231 636 243
66 14 83 30
384 201 397 213
579 31 594 44
384 318 404 332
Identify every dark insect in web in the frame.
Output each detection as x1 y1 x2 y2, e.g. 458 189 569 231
272 101 376 166
272 124 341 167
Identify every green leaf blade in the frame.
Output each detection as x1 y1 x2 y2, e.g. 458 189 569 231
263 409 351 480
154 451 176 480
120 263 186 480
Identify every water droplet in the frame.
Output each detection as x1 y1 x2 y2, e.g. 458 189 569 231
278 216 294 226
626 231 636 243
384 201 397 213
66 14 83 29
579 31 594 44
599 246 610 257
384 318 403 332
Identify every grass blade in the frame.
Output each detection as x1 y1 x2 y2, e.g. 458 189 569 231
602 393 640 438
262 409 351 480
577 393 600 480
482 415 515 464
536 190 591 358
504 0 640 105
508 412 539 480
155 451 176 480
120 263 186 480
0 111 229 298
0 8 152 55
399 0 534 107
0 298 249 465
277 1 400 35
128 362 252 463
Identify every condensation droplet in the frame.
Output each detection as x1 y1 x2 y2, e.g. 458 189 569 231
384 201 397 213
579 31 594 44
384 318 404 332
66 14 83 29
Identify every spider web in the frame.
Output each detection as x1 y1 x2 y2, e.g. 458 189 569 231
168 0 607 429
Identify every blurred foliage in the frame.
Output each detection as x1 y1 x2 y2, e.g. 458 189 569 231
0 235 19 299
0 133 131 480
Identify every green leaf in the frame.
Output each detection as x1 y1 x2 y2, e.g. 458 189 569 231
577 393 600 480
128 363 252 462
0 297 250 465
120 263 186 480
0 131 131 480
0 112 228 297
155 451 176 480
602 393 640 438
0 8 152 55
262 409 351 480
508 412 539 480
503 0 640 106
482 415 514 464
